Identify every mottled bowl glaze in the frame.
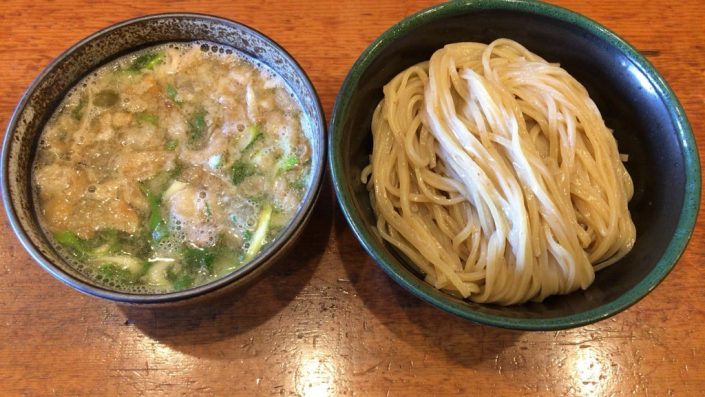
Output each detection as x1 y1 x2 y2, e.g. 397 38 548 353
1 13 326 304
329 0 700 330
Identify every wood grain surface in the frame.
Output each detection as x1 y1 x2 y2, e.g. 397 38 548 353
1 1 704 396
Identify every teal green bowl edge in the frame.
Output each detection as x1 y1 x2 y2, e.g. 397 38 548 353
328 0 701 330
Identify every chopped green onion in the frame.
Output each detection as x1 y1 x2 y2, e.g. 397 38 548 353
93 90 119 107
165 139 179 151
243 230 253 244
166 84 182 104
204 202 212 219
152 221 169 243
93 255 146 276
244 203 272 261
136 112 159 126
279 154 299 172
127 52 164 73
91 229 119 256
182 246 215 272
54 231 87 258
71 96 87 121
289 176 308 191
241 124 264 153
245 194 268 206
144 190 169 243
169 272 194 291
169 163 183 178
188 109 208 147
97 263 135 283
231 160 256 185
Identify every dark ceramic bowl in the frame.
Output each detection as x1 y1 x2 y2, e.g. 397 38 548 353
1 13 326 304
329 1 700 330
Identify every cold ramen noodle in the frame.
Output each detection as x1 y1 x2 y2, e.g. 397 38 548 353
362 39 636 305
34 42 312 293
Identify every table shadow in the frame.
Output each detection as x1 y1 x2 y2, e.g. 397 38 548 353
119 181 335 357
334 209 524 368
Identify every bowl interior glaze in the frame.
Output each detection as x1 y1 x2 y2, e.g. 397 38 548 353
2 13 326 304
329 0 699 329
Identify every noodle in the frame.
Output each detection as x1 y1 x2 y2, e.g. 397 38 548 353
363 39 635 305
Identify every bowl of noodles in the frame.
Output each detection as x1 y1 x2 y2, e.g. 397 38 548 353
329 0 700 329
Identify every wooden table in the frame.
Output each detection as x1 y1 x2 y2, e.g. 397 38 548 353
1 1 703 395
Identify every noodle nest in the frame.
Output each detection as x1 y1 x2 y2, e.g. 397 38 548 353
362 39 635 305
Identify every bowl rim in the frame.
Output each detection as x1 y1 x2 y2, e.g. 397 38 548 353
1 12 326 304
328 0 701 330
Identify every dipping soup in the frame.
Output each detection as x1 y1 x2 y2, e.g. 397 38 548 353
33 42 312 293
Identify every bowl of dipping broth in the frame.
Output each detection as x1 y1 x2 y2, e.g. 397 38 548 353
328 0 699 330
2 13 325 304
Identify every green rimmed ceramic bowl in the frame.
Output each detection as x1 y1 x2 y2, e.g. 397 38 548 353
329 0 700 330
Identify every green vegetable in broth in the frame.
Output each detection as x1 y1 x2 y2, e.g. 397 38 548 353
168 271 194 291
166 84 181 104
289 174 308 191
136 112 159 126
54 229 121 259
188 108 208 147
241 124 264 153
145 191 169 243
245 203 272 261
126 51 165 73
181 245 215 272
71 96 87 121
279 154 299 172
33 42 311 293
53 231 88 258
231 160 256 185
98 263 137 284
93 255 146 276
165 139 179 151
242 230 253 244
93 89 119 107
